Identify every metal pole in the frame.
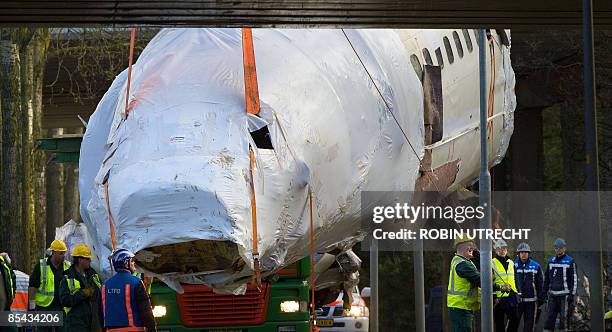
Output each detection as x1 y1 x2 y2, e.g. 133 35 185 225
478 28 494 332
414 238 426 332
582 0 604 330
370 239 379 332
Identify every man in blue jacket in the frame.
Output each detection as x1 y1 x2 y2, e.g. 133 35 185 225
101 249 156 332
543 238 576 332
514 242 544 332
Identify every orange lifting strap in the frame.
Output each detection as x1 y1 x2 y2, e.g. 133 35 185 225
248 146 261 289
104 181 118 252
243 27 262 289
124 27 137 119
242 28 261 116
105 27 136 272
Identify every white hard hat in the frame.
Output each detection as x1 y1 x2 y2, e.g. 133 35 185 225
516 242 531 252
493 239 508 249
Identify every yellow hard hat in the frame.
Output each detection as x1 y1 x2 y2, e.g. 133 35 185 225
454 234 474 247
71 244 93 259
49 240 68 252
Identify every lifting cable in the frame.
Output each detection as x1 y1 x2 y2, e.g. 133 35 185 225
308 188 318 332
340 30 441 191
242 27 262 290
487 36 497 144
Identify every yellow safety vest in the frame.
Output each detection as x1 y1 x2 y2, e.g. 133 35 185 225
492 257 518 298
0 256 14 304
447 255 480 311
34 258 71 307
64 274 102 314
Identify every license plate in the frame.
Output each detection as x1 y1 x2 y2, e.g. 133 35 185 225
316 319 334 327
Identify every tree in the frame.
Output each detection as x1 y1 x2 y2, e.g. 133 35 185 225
0 33 24 271
1 28 49 272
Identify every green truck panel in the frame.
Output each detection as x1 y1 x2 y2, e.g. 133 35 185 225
151 258 311 331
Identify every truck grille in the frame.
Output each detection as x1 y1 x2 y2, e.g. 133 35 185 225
176 283 270 327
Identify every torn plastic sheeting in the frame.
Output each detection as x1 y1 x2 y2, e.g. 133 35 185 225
79 28 424 290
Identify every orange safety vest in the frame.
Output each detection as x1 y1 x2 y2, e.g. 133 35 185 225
10 291 27 311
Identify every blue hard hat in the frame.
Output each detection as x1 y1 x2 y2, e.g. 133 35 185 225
553 238 567 248
112 248 135 271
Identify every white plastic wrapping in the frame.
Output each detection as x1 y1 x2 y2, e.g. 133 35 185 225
79 28 423 288
54 220 101 272
79 28 515 290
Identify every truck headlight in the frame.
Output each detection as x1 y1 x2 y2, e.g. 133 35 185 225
280 300 300 313
348 305 365 317
152 305 167 317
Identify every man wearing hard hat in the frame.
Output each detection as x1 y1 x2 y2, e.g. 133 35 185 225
28 240 71 331
492 239 519 331
513 242 544 332
543 238 576 332
448 235 511 332
59 244 102 331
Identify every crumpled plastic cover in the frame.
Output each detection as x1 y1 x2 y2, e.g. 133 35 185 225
78 28 513 290
54 220 101 271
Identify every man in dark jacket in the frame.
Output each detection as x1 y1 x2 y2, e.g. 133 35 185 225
102 249 156 332
543 238 576 332
514 242 544 332
59 244 102 331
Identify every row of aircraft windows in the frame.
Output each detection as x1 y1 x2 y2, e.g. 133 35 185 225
410 29 479 80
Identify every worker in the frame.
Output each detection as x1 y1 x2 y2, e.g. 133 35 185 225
59 244 102 331
448 236 511 332
543 238 576 332
492 239 519 331
29 240 71 332
10 269 29 314
0 253 16 312
0 253 17 332
513 242 544 332
102 249 156 332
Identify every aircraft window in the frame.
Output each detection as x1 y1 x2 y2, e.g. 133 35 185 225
422 48 433 66
462 29 473 52
453 31 464 58
435 47 444 69
443 37 454 64
410 54 423 80
250 125 274 149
